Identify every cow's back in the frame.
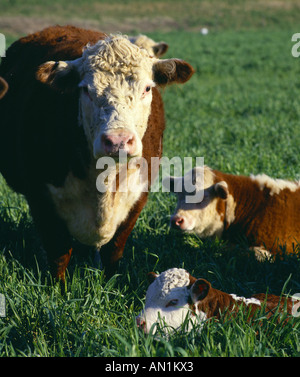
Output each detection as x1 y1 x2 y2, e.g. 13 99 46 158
0 25 105 80
0 26 106 193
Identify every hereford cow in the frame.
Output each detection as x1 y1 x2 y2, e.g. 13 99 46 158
164 166 300 260
136 268 296 334
0 77 8 99
0 25 194 288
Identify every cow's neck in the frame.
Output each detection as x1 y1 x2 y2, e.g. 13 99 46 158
196 287 236 318
196 287 261 319
215 171 266 239
96 162 146 242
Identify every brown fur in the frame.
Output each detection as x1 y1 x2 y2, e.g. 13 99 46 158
189 276 293 321
212 170 300 256
0 25 169 287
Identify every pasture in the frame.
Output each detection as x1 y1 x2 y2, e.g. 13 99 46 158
1 0 300 357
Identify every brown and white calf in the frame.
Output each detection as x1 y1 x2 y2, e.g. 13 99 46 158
0 25 194 286
164 166 300 260
136 268 296 334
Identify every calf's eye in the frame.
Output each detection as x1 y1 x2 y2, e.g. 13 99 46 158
166 299 179 307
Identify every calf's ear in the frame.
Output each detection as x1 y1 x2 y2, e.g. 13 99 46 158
147 272 158 284
36 60 81 93
153 58 194 86
214 181 229 200
191 278 211 303
0 77 8 99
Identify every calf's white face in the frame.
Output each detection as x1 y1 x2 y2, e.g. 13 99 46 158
136 268 207 334
165 167 230 239
37 34 194 160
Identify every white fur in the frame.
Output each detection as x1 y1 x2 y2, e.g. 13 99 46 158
250 174 300 196
230 294 261 307
47 163 147 248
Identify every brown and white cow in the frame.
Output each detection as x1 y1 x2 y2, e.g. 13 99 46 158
136 268 296 334
0 25 194 288
164 166 300 260
0 77 8 99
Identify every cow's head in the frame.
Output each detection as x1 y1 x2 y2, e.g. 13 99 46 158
36 34 194 159
164 166 230 239
136 268 209 334
0 77 8 99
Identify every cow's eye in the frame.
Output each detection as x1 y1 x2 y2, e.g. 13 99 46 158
142 85 152 98
166 299 178 307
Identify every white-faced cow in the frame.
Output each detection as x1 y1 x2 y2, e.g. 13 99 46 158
136 268 295 334
164 166 300 260
0 25 194 289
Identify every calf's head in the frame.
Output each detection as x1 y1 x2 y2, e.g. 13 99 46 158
164 166 230 239
136 268 210 334
37 34 194 159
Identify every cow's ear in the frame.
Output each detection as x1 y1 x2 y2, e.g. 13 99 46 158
147 272 158 284
214 181 229 200
0 77 8 99
152 42 169 58
153 58 194 86
36 60 80 93
191 279 211 303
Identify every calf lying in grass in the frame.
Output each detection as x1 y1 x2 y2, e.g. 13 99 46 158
164 166 300 260
136 268 296 334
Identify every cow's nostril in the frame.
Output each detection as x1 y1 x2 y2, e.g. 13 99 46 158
171 216 185 229
127 136 134 145
103 137 113 147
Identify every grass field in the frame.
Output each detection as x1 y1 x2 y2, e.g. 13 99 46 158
1 1 300 358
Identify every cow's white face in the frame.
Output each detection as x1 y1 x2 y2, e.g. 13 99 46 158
37 34 194 160
136 268 207 334
165 167 230 239
77 38 155 159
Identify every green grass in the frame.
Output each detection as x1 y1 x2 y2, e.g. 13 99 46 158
1 3 300 357
1 0 300 31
